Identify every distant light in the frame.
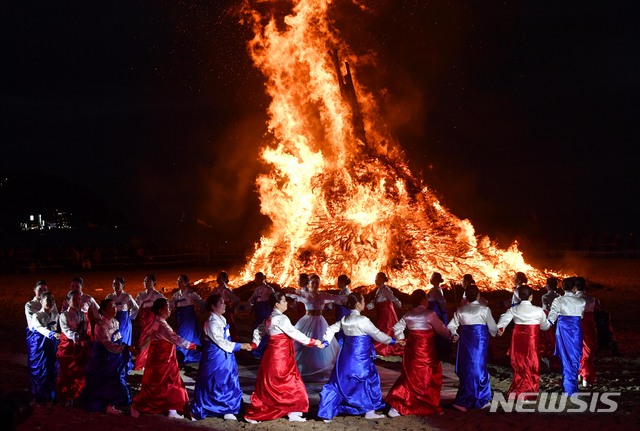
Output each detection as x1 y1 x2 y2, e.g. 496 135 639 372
29 215 34 221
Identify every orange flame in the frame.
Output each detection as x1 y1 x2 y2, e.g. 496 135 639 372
238 0 555 291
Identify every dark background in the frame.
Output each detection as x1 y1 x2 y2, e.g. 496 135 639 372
1 0 638 254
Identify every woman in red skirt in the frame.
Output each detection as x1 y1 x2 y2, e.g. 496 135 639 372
244 292 324 423
386 289 452 416
56 290 92 405
368 272 404 357
131 298 197 419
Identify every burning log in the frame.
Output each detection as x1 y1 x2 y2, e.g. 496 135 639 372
329 49 368 148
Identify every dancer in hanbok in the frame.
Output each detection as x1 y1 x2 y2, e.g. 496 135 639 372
170 274 204 364
286 273 344 382
292 273 310 324
28 291 60 404
25 281 57 400
427 273 448 323
548 279 586 395
497 285 551 398
367 272 404 356
56 290 92 405
575 277 600 388
248 272 275 330
210 271 241 342
318 292 403 422
539 277 561 370
79 298 131 414
387 289 451 417
25 280 56 325
244 292 324 423
511 272 528 307
333 274 351 347
106 276 139 347
133 274 165 370
131 298 197 419
247 272 275 359
447 285 498 411
66 277 100 323
427 272 452 359
575 277 599 388
459 274 489 306
192 294 253 421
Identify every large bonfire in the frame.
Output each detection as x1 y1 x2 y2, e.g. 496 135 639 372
237 0 552 292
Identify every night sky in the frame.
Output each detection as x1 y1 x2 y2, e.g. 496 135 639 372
1 1 638 250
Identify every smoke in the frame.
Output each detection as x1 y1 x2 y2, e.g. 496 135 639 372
197 114 271 240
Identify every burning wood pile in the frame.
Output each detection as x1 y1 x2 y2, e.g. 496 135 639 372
237 0 555 291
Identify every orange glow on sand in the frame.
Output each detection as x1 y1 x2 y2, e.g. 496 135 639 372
237 0 556 291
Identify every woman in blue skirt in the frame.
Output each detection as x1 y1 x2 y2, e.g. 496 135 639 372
447 284 498 411
28 291 60 404
192 294 252 421
79 298 132 414
170 274 205 364
318 292 404 422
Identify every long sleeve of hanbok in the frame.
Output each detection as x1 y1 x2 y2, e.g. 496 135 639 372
32 311 58 338
323 320 343 343
94 319 124 353
128 295 140 320
319 291 347 306
251 322 265 347
497 308 515 329
204 314 240 353
429 312 452 339
25 300 40 327
485 309 498 336
447 312 461 336
60 311 81 343
154 319 192 350
362 317 394 344
85 296 100 320
271 314 316 346
393 317 407 339
377 285 402 307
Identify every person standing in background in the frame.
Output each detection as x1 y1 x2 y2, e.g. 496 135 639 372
106 276 139 347
134 274 165 370
574 276 599 388
170 274 204 365
56 290 92 405
29 291 60 404
210 271 241 342
368 272 404 357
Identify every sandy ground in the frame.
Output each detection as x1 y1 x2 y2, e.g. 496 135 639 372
2 257 640 430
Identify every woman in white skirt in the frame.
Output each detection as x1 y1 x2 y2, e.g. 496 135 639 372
286 274 345 382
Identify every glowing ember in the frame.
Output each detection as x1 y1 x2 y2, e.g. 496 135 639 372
238 0 555 291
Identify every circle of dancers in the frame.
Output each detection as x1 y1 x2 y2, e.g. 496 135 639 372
24 269 616 421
